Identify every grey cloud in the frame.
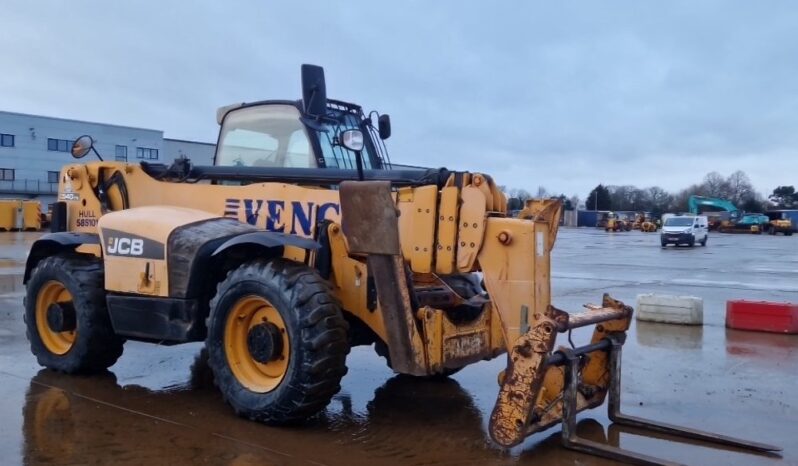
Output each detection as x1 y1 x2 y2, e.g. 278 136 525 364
2 0 797 199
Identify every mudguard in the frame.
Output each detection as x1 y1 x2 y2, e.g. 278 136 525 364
211 231 319 256
23 232 100 283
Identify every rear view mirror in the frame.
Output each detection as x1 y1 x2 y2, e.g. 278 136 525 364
71 135 94 159
301 64 327 117
378 114 391 139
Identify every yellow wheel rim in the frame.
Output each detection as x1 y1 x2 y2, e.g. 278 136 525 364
35 281 76 355
224 295 290 393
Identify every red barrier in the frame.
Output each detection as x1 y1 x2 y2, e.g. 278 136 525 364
726 300 798 334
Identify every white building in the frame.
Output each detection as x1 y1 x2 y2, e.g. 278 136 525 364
0 110 215 204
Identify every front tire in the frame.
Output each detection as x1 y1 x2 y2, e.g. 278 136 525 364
206 258 349 424
700 236 707 246
24 254 124 374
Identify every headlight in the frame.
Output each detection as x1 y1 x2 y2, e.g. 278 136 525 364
341 129 364 152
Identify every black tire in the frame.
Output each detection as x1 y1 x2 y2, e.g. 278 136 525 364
786 231 793 236
206 258 349 424
661 240 667 248
700 236 707 246
688 238 695 247
24 254 124 374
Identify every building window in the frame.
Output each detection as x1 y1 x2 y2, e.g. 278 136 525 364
136 147 159 160
0 168 14 181
0 134 14 147
115 145 128 162
47 138 72 152
48 171 60 183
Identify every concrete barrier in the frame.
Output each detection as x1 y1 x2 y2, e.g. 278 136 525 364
636 293 703 325
726 300 798 334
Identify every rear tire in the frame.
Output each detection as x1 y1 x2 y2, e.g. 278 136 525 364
206 258 349 424
24 254 124 374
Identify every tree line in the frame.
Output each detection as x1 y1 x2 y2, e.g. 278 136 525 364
585 171 793 215
503 171 796 215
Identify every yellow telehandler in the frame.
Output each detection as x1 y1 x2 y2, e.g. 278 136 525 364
605 211 631 231
22 65 778 465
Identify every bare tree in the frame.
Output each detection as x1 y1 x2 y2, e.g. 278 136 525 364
508 188 532 202
647 186 671 215
536 186 549 198
701 172 731 198
727 170 754 205
570 195 580 210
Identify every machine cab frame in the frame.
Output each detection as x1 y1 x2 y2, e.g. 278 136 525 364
214 100 390 171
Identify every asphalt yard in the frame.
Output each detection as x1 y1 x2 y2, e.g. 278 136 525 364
1 229 796 465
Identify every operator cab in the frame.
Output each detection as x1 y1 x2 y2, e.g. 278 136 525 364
214 65 392 171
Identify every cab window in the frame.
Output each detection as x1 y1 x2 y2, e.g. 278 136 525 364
216 105 316 168
317 112 377 169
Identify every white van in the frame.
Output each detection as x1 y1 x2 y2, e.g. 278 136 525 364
660 215 708 247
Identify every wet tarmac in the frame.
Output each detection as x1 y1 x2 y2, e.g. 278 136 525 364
1 229 796 465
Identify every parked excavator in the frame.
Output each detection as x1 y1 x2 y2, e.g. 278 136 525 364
687 195 766 234
21 65 779 465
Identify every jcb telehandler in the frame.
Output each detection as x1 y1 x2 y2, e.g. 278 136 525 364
23 65 778 465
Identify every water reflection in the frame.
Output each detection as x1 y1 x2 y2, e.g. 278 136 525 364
725 328 797 362
516 419 616 464
21 351 491 466
325 374 489 463
635 320 704 349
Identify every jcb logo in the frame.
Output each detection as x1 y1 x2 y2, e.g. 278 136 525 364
107 237 144 256
101 228 164 260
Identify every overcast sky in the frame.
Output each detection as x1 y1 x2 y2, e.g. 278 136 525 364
2 1 797 199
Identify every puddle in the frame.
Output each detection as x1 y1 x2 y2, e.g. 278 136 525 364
635 320 704 349
725 328 797 363
0 274 24 294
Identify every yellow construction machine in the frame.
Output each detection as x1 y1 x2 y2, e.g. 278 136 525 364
22 65 778 465
766 213 794 236
517 198 563 224
633 212 658 232
605 211 631 231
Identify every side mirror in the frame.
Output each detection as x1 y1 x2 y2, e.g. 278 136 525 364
71 135 95 159
378 114 391 139
301 64 327 117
